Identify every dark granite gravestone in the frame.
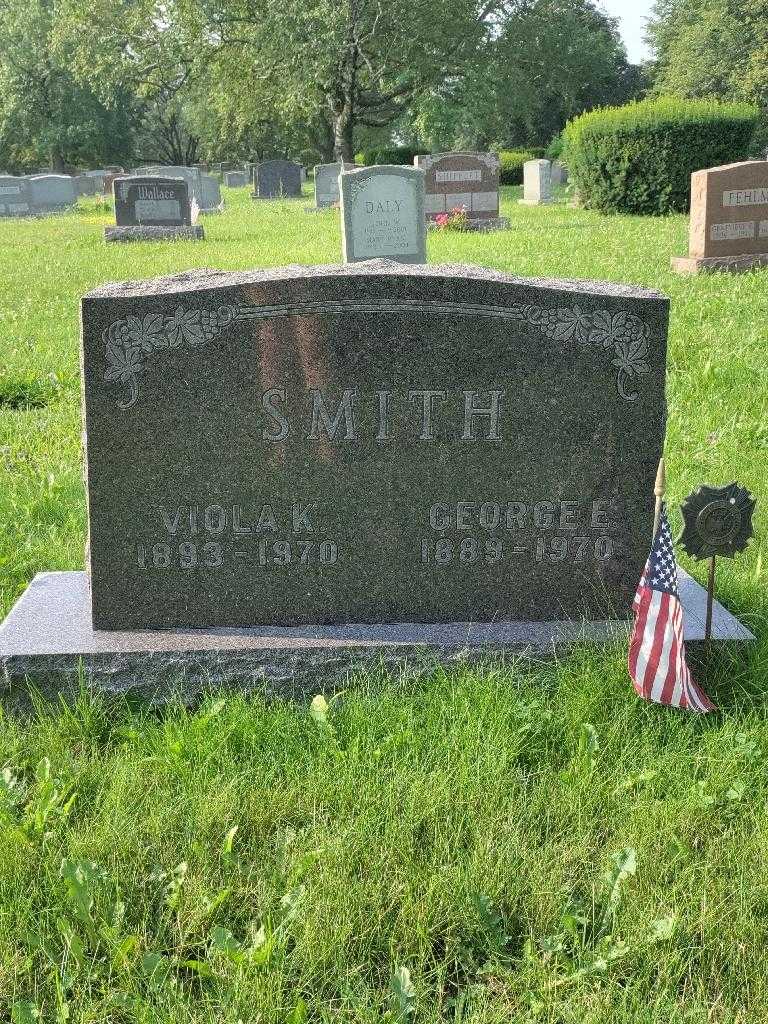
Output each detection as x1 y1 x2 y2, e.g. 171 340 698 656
79 261 667 631
107 176 204 242
253 160 302 198
0 175 32 217
415 152 506 229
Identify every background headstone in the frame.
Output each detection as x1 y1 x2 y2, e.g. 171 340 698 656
224 171 248 188
26 174 77 213
551 161 568 186
73 174 97 197
340 165 426 263
672 160 768 273
199 173 224 212
79 262 667 632
520 160 552 205
253 160 302 198
416 152 503 226
0 176 32 217
107 175 203 242
313 161 354 208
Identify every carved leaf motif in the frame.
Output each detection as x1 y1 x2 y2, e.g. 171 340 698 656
165 306 206 347
104 343 143 382
549 305 593 343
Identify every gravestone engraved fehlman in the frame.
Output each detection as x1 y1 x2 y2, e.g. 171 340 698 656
253 160 302 199
107 176 204 243
672 161 768 273
415 152 507 229
340 166 426 263
520 160 552 205
0 175 31 217
79 261 667 630
0 260 755 698
313 162 355 208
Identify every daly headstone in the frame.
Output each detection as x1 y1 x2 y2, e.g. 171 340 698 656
253 160 302 199
0 176 32 217
106 176 204 243
520 160 552 205
2 261 757 697
27 174 77 213
672 160 768 273
340 166 426 264
313 161 355 208
415 152 505 228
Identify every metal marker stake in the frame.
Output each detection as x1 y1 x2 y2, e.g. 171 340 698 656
705 555 716 663
653 457 666 539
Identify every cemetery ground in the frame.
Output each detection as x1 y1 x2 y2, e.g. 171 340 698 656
0 184 766 1022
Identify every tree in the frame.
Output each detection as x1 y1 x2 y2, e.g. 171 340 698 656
648 0 768 150
187 0 502 160
408 0 642 151
0 0 134 171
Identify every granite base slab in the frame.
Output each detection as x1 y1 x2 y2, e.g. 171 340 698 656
104 225 205 243
671 253 768 274
427 218 510 232
0 571 754 707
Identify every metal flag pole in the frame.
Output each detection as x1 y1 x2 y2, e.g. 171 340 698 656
653 457 666 539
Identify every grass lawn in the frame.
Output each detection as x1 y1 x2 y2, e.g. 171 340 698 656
0 184 766 1022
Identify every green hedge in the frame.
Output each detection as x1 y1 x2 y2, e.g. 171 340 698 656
563 98 759 215
359 146 426 166
497 150 538 185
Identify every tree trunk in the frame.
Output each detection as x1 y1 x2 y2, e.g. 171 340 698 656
333 105 355 161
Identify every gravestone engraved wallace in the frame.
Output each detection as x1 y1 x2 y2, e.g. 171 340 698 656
672 161 768 273
314 161 355 208
340 166 426 263
0 175 32 217
107 176 204 242
520 160 552 206
254 160 302 198
79 260 667 631
415 152 506 228
135 165 203 206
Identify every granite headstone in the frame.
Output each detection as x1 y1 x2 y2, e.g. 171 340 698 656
520 160 552 205
0 176 32 217
225 171 248 188
199 173 224 212
107 175 204 242
314 162 354 208
253 160 302 198
672 160 768 273
415 152 505 227
27 174 77 213
80 260 667 631
340 166 426 264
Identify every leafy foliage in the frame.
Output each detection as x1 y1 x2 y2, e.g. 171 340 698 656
563 97 759 214
497 150 539 185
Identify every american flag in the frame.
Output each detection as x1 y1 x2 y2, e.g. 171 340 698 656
628 505 715 712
